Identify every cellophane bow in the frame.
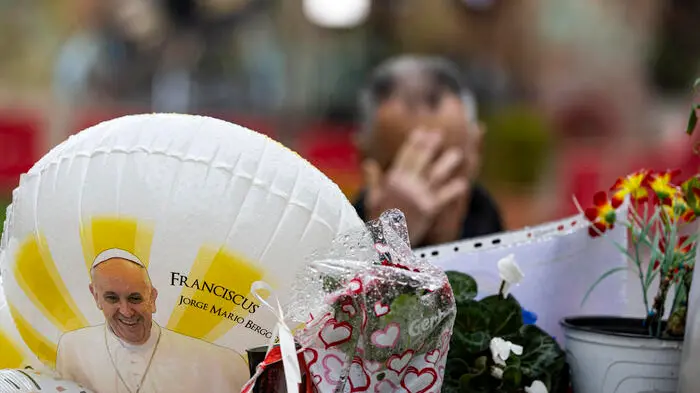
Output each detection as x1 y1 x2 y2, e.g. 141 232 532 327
287 209 456 393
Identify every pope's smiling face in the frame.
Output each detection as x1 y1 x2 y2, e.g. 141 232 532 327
90 258 158 345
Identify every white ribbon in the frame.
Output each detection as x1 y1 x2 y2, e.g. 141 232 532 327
250 281 301 393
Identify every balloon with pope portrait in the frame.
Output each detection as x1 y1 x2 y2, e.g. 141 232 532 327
0 113 363 386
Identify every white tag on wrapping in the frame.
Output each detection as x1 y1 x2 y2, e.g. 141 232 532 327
250 281 301 393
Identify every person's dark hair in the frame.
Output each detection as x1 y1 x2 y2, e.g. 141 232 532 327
358 55 477 134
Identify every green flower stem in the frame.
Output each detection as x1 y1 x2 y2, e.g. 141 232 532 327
630 201 650 315
669 262 694 320
499 280 506 298
669 253 686 315
632 232 651 316
647 271 673 336
670 272 685 317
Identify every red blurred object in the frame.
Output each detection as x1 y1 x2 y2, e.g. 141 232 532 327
558 149 603 217
551 94 621 140
295 122 363 199
0 109 43 191
628 138 700 181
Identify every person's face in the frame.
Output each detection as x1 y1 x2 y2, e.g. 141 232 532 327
108 0 165 47
90 258 158 345
363 82 483 179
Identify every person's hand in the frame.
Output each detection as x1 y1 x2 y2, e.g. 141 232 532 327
424 122 484 244
363 129 468 245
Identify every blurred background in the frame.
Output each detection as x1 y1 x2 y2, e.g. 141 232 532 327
0 0 699 234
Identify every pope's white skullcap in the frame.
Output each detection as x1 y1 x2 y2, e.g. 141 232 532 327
92 248 145 269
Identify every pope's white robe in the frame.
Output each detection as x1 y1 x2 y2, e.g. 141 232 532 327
56 323 248 393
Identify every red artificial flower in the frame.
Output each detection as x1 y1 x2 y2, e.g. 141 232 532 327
659 235 694 255
662 192 695 223
610 170 650 206
645 169 682 204
654 235 696 271
585 191 618 237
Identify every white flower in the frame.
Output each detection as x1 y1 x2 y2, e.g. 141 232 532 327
525 380 548 393
489 337 523 366
497 254 524 297
490 366 503 379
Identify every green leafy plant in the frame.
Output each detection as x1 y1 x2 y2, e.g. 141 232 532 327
442 269 569 393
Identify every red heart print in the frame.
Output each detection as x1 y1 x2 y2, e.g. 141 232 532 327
439 331 450 348
322 354 344 385
349 357 370 392
348 278 363 294
308 312 332 329
364 360 382 374
374 379 399 393
373 301 390 317
401 367 438 393
304 348 319 367
356 342 365 356
312 375 322 386
387 349 414 374
361 303 368 331
319 318 353 349
424 349 440 364
342 299 357 317
371 323 400 348
439 331 451 357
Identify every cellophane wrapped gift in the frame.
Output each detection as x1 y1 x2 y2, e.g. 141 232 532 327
288 209 456 393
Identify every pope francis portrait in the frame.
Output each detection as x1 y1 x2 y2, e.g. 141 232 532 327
56 248 248 393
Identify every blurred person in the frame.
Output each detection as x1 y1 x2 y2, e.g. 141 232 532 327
53 0 168 107
53 0 276 114
354 56 504 247
52 0 109 102
57 248 247 393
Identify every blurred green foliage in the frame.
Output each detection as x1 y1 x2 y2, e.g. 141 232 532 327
480 106 552 189
0 200 7 238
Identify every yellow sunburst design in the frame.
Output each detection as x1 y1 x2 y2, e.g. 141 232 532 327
80 216 155 272
8 305 57 368
0 326 25 368
167 245 265 342
13 234 88 333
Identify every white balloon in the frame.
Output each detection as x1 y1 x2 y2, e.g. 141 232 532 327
0 114 363 380
303 0 371 29
0 276 45 371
